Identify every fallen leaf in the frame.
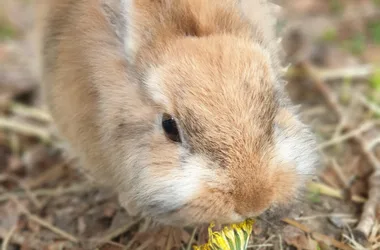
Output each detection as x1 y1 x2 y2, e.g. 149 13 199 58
283 225 310 250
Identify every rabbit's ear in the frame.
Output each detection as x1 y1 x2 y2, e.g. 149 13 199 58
120 0 139 63
102 0 166 63
238 0 281 29
238 0 282 47
101 0 126 43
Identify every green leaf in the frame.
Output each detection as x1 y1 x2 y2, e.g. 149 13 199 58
343 34 366 55
329 0 344 15
368 21 380 44
321 28 338 42
308 189 322 203
370 67 380 91
0 24 16 40
234 230 242 250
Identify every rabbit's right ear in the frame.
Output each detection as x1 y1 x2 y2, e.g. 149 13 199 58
102 0 145 63
119 0 137 62
102 0 161 63
101 0 126 43
237 0 281 50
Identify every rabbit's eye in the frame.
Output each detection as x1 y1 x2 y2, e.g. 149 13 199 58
162 113 181 143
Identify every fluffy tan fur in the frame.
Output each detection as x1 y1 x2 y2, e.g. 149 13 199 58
38 0 318 226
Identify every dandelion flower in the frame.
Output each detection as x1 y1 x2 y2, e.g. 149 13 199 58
194 219 255 250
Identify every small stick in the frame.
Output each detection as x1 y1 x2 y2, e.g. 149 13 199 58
366 137 380 151
1 225 17 250
319 65 374 81
355 93 380 117
134 238 154 250
0 183 92 202
28 213 79 243
301 61 344 118
352 136 380 240
95 218 140 244
312 232 354 250
124 236 137 250
1 173 42 208
318 121 378 149
342 234 368 250
354 169 380 241
9 196 79 243
0 228 43 249
295 213 354 221
278 234 283 250
186 227 198 250
0 117 52 142
331 159 350 188
24 162 67 189
247 244 273 249
307 181 366 203
9 102 52 123
257 235 275 250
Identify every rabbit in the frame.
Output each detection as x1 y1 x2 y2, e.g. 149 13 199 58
37 0 319 226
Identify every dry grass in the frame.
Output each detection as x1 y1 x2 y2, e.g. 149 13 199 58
1 0 380 249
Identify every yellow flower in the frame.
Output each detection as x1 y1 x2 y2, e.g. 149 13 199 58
194 219 255 250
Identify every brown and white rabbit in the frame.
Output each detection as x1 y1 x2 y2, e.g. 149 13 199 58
37 0 318 226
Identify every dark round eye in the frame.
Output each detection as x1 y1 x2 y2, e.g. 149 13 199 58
162 113 181 143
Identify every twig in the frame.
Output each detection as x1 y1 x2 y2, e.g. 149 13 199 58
2 174 42 208
186 227 198 250
319 65 374 81
301 61 344 119
134 238 154 250
366 137 380 151
282 218 354 250
0 183 92 202
307 181 366 203
24 162 67 189
0 228 43 250
353 169 380 241
312 232 354 250
295 213 354 221
95 218 140 244
331 159 349 188
1 225 17 250
257 235 275 250
9 196 79 243
351 135 380 241
342 234 367 250
0 117 52 142
9 102 52 123
318 121 379 149
29 212 79 243
247 244 273 249
124 236 137 250
285 64 375 82
356 93 380 117
278 234 283 250
101 241 127 249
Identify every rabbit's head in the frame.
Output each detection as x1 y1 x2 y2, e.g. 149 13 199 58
101 0 319 226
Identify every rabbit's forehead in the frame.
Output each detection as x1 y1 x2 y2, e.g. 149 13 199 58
144 44 279 163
